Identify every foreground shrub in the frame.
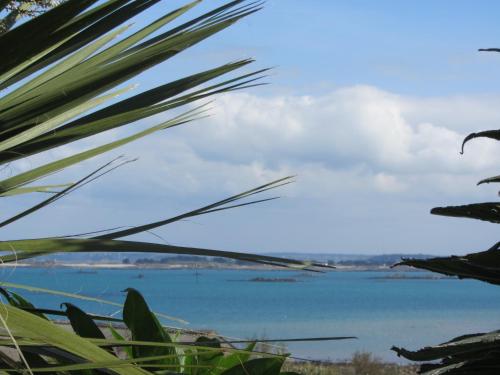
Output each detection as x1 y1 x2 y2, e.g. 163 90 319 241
282 352 418 375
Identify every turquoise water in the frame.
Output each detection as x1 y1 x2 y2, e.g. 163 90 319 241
4 268 500 362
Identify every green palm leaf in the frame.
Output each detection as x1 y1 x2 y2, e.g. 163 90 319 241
0 1 326 373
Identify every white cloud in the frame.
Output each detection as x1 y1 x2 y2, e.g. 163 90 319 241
374 173 407 193
120 85 500 199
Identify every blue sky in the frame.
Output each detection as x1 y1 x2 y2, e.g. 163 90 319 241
136 0 500 96
8 0 500 256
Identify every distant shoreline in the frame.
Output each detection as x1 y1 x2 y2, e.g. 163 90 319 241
2 262 421 272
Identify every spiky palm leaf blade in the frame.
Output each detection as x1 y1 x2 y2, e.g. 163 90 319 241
392 47 500 375
0 0 327 270
0 1 335 373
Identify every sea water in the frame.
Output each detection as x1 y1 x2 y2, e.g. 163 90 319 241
4 267 500 362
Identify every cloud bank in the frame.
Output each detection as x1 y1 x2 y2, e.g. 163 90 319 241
129 85 500 199
6 85 500 254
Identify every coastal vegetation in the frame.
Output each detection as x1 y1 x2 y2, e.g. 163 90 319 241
0 0 339 373
283 353 418 375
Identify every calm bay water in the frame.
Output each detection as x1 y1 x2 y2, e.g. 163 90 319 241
4 267 500 362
